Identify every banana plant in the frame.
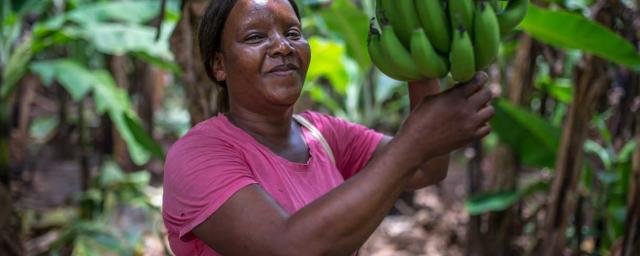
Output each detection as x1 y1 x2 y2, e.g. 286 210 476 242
581 112 637 252
1 0 180 165
39 161 167 255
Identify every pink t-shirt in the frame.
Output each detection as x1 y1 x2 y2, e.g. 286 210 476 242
162 111 384 255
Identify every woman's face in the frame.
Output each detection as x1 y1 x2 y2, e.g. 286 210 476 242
215 0 311 112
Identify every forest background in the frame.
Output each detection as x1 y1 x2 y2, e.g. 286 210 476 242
1 0 639 255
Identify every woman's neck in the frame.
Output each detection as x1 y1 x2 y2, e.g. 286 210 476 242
225 104 295 145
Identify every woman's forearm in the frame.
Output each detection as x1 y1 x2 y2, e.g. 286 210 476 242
283 135 424 255
282 80 448 254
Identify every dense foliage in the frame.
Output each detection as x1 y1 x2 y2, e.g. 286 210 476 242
1 0 638 255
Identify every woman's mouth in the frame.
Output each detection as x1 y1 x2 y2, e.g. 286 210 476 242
268 64 298 76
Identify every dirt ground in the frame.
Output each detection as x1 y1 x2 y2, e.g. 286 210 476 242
360 160 469 256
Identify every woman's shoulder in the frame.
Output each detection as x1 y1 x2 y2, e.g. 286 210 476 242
298 110 358 132
298 110 340 127
165 114 242 165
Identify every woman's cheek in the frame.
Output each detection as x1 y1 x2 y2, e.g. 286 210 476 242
297 41 311 71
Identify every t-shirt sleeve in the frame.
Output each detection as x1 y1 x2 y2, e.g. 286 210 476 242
162 129 257 241
301 111 384 180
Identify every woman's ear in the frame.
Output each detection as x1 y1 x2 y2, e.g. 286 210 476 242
212 52 226 82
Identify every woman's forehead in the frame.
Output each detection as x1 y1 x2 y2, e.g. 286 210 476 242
229 0 299 29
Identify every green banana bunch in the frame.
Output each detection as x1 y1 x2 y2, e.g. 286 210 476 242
497 0 529 34
369 0 529 82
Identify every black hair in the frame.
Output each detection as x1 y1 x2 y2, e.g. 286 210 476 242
198 0 302 113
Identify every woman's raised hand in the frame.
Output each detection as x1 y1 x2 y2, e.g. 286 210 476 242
396 72 494 164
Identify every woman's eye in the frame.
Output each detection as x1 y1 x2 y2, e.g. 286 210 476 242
245 34 263 42
286 30 301 39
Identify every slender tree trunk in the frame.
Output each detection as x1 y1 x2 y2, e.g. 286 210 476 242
466 140 484 256
78 98 89 191
481 34 536 256
170 0 217 124
0 88 23 256
538 55 609 255
621 80 640 256
107 55 133 169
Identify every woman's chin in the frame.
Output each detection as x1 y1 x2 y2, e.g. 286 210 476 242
266 86 302 107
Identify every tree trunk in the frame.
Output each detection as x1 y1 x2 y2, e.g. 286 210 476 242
484 34 537 256
621 80 640 256
170 0 218 125
465 140 484 256
0 87 23 256
107 55 133 169
538 55 609 255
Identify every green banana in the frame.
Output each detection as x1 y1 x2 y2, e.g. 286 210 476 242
410 28 449 78
415 0 451 53
449 26 475 82
375 0 386 29
448 0 475 34
368 22 414 81
474 2 500 70
379 25 422 80
497 0 529 34
381 0 420 48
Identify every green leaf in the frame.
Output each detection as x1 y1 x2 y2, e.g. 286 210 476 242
92 71 155 165
307 37 350 94
304 82 346 117
66 0 161 25
29 116 58 141
1 37 34 99
80 23 172 59
111 112 151 165
584 140 612 170
30 59 161 165
520 5 640 71
123 113 165 160
91 70 132 115
465 180 549 215
318 0 371 70
466 191 520 215
78 23 176 71
596 171 619 184
126 171 151 187
490 99 562 168
535 76 574 103
30 59 93 100
99 161 126 187
617 140 636 163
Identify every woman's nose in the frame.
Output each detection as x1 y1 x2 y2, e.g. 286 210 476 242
268 34 294 57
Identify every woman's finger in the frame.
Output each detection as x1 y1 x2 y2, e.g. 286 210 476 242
475 105 495 124
474 123 492 138
449 72 488 97
468 87 493 109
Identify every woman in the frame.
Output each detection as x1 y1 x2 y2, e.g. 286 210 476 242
162 0 494 255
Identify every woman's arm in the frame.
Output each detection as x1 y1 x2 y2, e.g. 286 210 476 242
372 135 450 190
371 78 452 191
192 74 493 256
